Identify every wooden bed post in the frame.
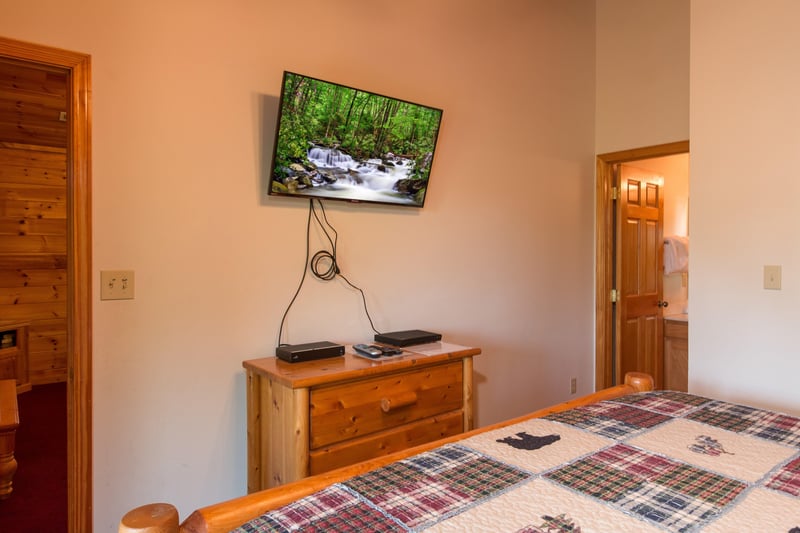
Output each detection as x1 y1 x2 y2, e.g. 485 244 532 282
118 502 179 533
624 372 654 392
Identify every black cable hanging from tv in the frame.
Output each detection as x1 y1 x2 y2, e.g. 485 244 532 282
276 199 381 347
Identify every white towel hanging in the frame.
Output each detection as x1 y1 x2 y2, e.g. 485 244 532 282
664 235 689 274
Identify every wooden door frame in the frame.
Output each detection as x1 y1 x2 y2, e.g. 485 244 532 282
595 140 688 390
0 37 92 532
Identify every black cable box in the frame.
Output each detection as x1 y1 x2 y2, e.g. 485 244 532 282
374 329 442 347
275 341 345 363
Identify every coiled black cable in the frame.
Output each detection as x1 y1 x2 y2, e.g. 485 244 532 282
277 199 380 347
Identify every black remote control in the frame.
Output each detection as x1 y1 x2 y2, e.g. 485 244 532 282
380 346 403 356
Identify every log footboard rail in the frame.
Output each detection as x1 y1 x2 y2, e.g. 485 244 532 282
119 372 654 533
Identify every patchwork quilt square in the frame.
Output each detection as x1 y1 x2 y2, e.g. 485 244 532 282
403 444 483 474
611 391 711 416
686 399 800 449
627 418 797 484
615 484 720 532
423 479 664 533
741 411 800 448
582 402 672 428
344 444 531 529
546 443 747 532
459 418 612 474
653 463 746 506
687 400 762 432
544 457 644 502
232 484 403 533
593 443 677 480
289 502 404 532
343 461 430 500
364 479 472 528
699 487 800 532
766 455 800 497
545 402 669 440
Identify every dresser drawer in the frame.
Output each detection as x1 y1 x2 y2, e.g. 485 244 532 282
0 354 15 381
310 361 464 449
309 411 464 475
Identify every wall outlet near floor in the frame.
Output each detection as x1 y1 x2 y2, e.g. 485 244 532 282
570 377 577 394
100 270 135 300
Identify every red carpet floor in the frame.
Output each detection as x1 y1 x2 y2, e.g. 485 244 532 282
0 382 67 532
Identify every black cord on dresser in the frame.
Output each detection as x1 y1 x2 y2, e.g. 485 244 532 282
276 202 312 347
277 199 380 347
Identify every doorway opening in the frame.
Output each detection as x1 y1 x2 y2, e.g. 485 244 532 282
0 36 92 533
595 141 689 390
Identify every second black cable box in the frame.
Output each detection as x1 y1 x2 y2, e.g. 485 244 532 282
275 341 344 363
374 329 442 347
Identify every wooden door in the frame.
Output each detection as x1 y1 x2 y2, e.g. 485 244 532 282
617 164 664 389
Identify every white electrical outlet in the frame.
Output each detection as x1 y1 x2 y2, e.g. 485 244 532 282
100 270 135 300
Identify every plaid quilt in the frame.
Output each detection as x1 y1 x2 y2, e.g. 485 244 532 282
235 391 800 532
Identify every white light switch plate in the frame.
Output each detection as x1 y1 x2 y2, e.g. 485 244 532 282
763 265 781 290
101 270 135 300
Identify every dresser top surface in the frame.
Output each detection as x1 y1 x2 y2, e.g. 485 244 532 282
243 342 480 388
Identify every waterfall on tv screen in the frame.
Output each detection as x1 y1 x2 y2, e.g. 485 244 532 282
305 146 418 203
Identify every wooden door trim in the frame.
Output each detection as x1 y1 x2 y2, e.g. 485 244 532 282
0 37 93 532
595 141 688 390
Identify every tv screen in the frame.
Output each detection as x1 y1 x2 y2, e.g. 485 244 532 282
268 71 443 207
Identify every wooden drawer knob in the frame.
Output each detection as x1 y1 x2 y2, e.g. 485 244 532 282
380 391 418 413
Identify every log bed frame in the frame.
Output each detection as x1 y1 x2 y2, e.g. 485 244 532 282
119 372 654 533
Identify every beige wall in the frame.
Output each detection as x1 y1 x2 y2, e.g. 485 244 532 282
690 0 800 414
1 0 597 529
595 0 690 153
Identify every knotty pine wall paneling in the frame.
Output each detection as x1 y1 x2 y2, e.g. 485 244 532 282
0 58 68 385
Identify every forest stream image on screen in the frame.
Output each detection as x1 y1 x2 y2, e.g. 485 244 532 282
269 71 443 207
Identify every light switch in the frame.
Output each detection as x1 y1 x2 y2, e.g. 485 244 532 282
101 270 135 300
763 265 781 290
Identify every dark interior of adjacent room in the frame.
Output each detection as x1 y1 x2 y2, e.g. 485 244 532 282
0 383 67 532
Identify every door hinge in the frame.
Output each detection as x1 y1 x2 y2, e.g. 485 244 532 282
610 289 618 303
611 186 618 200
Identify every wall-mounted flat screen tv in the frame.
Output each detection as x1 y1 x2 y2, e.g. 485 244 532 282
268 71 443 208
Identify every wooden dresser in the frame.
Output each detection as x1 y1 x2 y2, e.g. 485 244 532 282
664 316 688 392
244 342 479 491
0 324 30 394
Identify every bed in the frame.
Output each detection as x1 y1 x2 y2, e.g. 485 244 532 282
120 372 800 532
